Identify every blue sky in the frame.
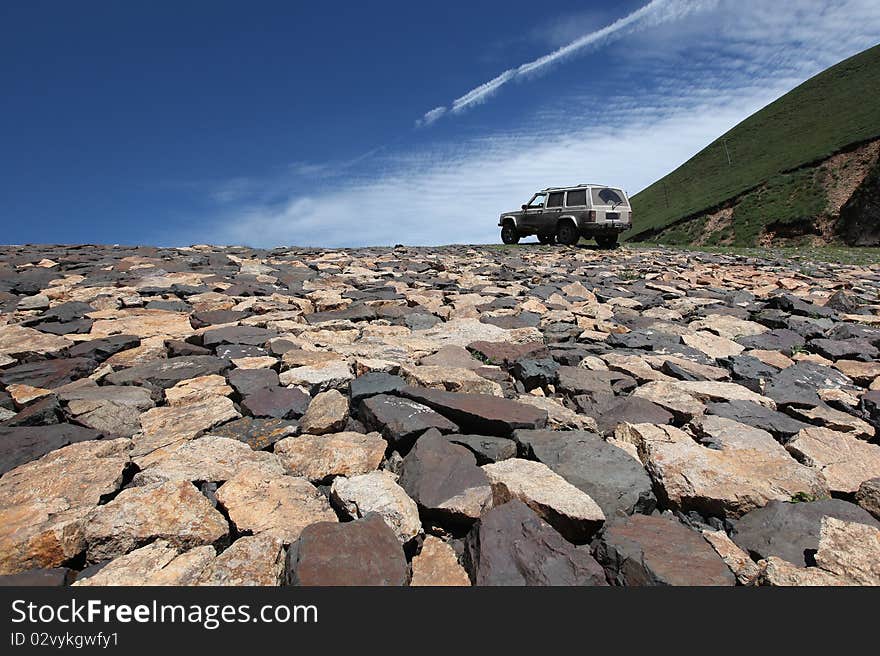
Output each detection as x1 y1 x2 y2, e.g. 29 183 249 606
2 0 880 247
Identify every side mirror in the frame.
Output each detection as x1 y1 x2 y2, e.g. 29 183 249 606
521 204 528 210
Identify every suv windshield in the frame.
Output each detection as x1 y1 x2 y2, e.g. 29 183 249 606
525 193 546 208
591 188 627 207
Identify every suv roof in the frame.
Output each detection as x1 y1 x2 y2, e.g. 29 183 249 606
540 184 623 192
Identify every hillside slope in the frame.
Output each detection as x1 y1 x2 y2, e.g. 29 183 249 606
628 43 880 245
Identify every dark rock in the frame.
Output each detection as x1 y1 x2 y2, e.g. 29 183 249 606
594 396 674 436
463 499 607 586
723 355 779 393
445 434 517 465
810 337 879 361
0 358 96 389
305 304 376 324
286 513 407 586
730 499 880 567
467 341 549 366
706 400 811 440
164 339 212 357
360 394 458 448
227 368 279 397
0 567 75 586
68 335 140 360
215 344 268 360
737 329 805 355
210 416 298 450
399 429 491 524
4 395 61 426
767 293 835 318
0 423 104 475
556 367 636 396
32 319 94 335
397 386 548 436
763 362 855 408
201 325 276 347
404 313 440 331
514 429 656 517
190 310 249 328
350 372 406 405
241 387 310 419
595 514 736 586
510 358 559 391
825 290 861 314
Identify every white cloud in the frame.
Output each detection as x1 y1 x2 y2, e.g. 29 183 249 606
187 0 880 248
429 0 719 120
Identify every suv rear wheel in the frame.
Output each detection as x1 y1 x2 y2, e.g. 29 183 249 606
595 234 618 249
500 223 520 245
556 221 579 246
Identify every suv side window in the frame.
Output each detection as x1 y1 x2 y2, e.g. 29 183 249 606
547 192 564 208
565 189 587 207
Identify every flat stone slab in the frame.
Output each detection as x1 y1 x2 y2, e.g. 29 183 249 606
595 514 736 586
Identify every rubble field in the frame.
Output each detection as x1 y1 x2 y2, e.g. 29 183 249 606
0 243 878 586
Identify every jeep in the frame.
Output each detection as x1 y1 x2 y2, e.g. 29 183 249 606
497 184 632 248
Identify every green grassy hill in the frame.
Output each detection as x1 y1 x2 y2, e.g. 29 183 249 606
628 43 880 243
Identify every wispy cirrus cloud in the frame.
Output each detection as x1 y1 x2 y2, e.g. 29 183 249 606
417 0 719 126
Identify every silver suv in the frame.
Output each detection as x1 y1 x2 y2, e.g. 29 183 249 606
498 184 632 248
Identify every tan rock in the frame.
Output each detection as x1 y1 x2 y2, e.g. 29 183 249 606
132 395 240 467
786 427 880 494
330 471 421 544
0 439 131 575
702 529 760 585
88 309 194 340
73 540 215 586
790 404 874 439
400 364 503 396
84 481 229 563
747 349 794 369
813 516 880 585
215 470 336 544
411 536 471 586
231 356 278 369
632 381 707 419
643 355 730 380
299 389 350 435
690 314 768 340
132 436 284 486
482 458 605 542
0 324 71 358
601 353 674 383
5 384 53 406
196 534 285 586
617 419 827 518
682 331 745 359
274 431 386 481
104 336 167 368
164 374 232 406
758 556 845 586
279 360 353 392
833 360 880 384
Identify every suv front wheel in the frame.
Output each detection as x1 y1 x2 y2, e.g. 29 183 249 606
556 221 580 246
500 223 520 245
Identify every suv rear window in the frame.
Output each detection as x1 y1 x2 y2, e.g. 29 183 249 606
565 189 587 206
547 192 564 208
591 188 627 206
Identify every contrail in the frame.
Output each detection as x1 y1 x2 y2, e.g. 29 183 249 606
417 0 716 126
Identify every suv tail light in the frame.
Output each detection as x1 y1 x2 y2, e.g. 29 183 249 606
588 210 596 222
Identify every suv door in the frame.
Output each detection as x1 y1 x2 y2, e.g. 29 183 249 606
521 193 547 232
541 191 565 231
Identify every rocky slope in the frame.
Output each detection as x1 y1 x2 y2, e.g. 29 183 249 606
0 243 879 586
